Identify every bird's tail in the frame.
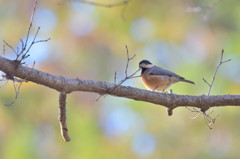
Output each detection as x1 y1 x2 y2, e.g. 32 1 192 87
181 79 195 84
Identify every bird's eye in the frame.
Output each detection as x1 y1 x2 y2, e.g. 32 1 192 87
139 63 146 68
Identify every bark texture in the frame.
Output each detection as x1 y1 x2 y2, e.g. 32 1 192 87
59 92 71 142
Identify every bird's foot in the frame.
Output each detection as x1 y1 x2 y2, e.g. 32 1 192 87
161 90 168 94
161 89 174 94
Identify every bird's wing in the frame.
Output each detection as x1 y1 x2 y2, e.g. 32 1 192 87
147 66 185 80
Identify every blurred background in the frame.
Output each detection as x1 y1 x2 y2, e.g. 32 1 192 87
0 0 240 158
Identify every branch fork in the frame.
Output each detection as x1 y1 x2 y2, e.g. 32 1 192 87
187 49 231 129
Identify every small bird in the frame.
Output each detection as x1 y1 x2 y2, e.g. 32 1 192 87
139 60 194 92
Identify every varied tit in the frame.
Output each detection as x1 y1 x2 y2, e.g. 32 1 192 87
139 60 195 92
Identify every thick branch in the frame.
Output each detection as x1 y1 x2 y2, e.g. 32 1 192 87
0 56 240 109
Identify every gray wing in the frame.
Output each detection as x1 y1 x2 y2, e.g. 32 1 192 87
147 66 185 80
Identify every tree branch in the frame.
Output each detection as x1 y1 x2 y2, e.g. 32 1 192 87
77 0 132 8
203 49 231 96
0 56 240 110
59 92 71 142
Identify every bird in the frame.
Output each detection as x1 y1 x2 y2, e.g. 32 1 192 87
139 60 195 92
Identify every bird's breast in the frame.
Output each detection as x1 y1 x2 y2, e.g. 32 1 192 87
141 73 176 91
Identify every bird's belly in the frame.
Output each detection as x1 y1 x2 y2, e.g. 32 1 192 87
141 75 172 91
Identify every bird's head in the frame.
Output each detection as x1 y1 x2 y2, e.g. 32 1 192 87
139 60 154 69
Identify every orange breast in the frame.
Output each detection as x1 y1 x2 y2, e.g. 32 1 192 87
141 73 174 91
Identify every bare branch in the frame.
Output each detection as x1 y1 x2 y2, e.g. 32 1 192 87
24 0 38 50
205 49 231 96
124 45 135 76
4 81 22 106
202 77 210 87
203 113 212 129
3 61 35 106
0 0 51 64
20 26 50 61
96 45 139 101
78 0 132 8
187 49 230 128
190 112 202 120
0 56 240 109
59 92 71 142
114 72 117 84
111 68 140 93
20 39 24 51
109 46 139 93
185 106 219 129
3 40 17 55
202 111 219 129
3 44 5 56
34 38 51 44
185 106 203 120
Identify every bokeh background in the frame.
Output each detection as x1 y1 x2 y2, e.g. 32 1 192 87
0 0 240 158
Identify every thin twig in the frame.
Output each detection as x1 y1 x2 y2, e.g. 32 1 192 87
203 113 212 129
114 72 117 84
96 45 140 101
95 94 108 101
125 45 136 77
190 112 202 120
185 106 202 119
20 39 24 51
3 61 35 106
202 77 210 87
78 0 132 8
24 0 38 51
34 38 51 44
202 111 219 129
129 75 141 79
20 27 50 61
111 45 138 92
3 44 5 56
22 27 41 59
4 81 22 106
3 40 17 55
111 68 140 93
185 106 200 113
10 0 51 63
206 49 231 96
186 49 230 129
2 0 43 63
121 2 128 21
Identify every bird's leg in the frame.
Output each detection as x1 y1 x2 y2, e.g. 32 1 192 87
162 89 173 94
162 89 168 94
152 86 159 92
